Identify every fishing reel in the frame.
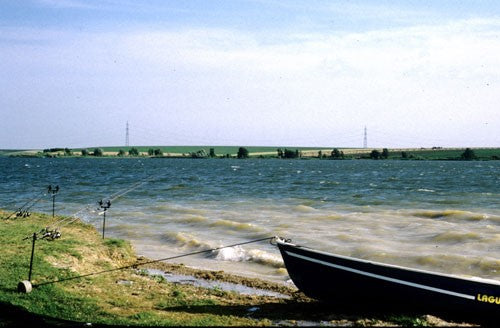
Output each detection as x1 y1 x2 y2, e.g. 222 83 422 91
40 227 62 241
16 210 31 218
47 185 59 194
23 227 62 241
98 199 111 211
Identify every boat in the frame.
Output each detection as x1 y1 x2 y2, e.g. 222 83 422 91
273 237 499 320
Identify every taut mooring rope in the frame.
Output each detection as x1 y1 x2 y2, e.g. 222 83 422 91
33 236 274 288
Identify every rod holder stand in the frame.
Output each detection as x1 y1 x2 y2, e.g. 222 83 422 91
98 200 111 239
48 185 59 217
18 232 37 293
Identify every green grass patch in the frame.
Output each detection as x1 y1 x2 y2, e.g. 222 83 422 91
104 237 127 248
387 314 429 327
403 148 500 160
348 147 500 160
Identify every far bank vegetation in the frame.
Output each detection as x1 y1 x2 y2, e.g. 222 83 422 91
5 146 500 161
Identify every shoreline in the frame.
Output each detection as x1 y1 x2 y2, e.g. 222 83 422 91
136 257 301 299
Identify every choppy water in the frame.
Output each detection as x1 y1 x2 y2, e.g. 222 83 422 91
1 157 498 282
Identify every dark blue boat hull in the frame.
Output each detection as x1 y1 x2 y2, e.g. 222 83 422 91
277 240 499 320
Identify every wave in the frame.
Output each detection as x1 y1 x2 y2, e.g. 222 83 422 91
210 219 265 233
107 224 155 238
171 215 266 233
160 232 284 268
172 215 208 225
414 254 500 278
311 214 344 221
161 231 214 250
412 209 499 222
430 231 482 243
319 181 340 185
293 205 317 213
119 211 148 218
168 184 187 190
214 246 284 268
151 204 206 215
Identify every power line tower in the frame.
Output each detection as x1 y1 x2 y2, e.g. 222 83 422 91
363 126 367 148
125 121 130 147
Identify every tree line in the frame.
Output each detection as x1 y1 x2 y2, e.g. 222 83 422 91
37 147 491 161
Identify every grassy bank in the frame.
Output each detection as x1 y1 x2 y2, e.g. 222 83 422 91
0 211 275 326
0 211 480 326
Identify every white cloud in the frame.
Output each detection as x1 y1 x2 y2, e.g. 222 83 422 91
108 18 500 78
1 17 500 147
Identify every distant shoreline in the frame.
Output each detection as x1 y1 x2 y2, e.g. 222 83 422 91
2 146 499 161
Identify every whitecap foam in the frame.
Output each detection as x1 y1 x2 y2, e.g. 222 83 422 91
215 245 247 261
247 249 284 268
214 246 284 268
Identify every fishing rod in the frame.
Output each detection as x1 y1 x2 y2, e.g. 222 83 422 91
107 176 156 202
4 189 48 220
18 173 160 290
42 173 159 235
17 175 165 292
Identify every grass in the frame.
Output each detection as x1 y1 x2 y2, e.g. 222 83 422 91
401 148 500 160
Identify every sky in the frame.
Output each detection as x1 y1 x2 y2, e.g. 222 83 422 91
1 0 499 149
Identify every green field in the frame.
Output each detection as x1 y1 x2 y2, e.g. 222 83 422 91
87 146 331 156
385 148 500 160
0 149 26 156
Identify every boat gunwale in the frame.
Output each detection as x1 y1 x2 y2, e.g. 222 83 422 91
275 238 500 286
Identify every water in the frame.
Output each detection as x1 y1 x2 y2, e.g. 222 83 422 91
1 158 499 282
144 268 290 298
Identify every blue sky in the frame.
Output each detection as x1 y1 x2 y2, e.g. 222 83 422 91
1 0 500 148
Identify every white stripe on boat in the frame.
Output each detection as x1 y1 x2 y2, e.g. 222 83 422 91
285 251 476 301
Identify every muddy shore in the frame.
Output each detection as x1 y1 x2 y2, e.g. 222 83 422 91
131 258 481 327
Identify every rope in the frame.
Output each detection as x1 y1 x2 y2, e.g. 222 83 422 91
33 236 274 288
